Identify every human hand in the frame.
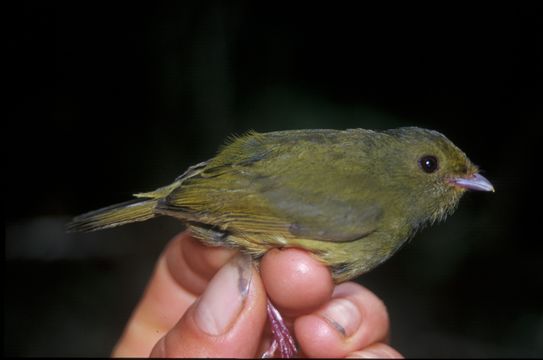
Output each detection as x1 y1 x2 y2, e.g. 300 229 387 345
112 230 403 358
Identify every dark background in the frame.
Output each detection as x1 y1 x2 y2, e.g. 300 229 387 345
6 2 542 357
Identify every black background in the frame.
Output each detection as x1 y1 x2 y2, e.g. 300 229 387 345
6 2 542 357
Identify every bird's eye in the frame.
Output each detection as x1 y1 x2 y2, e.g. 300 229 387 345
419 155 439 173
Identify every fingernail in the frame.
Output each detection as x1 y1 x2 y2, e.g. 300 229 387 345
347 347 403 359
194 253 253 335
319 297 361 337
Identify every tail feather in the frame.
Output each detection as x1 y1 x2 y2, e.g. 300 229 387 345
66 199 158 232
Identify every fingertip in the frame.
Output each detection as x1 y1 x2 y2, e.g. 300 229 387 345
113 231 240 357
294 282 390 358
165 230 237 295
151 254 268 357
295 315 342 358
347 343 404 358
260 248 334 316
180 233 238 278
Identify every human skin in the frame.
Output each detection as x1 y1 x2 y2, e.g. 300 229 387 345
111 231 403 358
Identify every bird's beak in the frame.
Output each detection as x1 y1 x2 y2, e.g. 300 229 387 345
451 173 495 192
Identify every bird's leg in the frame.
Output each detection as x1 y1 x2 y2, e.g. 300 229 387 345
262 299 297 358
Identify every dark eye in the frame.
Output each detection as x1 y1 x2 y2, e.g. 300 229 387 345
419 155 439 173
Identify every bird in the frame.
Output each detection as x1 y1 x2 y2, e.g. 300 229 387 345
67 127 494 357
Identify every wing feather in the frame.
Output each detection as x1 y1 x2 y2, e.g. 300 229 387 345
160 130 383 243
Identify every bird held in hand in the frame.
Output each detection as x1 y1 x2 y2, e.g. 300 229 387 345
67 127 494 357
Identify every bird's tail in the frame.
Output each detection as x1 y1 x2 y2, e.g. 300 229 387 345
66 198 158 232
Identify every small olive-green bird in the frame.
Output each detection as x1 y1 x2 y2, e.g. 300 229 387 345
68 127 493 357
68 127 493 283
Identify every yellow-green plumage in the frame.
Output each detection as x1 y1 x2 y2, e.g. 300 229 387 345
67 127 492 282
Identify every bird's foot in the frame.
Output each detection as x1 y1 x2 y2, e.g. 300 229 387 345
262 299 297 358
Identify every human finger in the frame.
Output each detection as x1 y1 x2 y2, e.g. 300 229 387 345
260 248 335 317
149 254 268 357
112 230 236 356
294 282 390 358
346 342 404 358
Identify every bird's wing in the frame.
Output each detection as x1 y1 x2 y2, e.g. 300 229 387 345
159 130 383 243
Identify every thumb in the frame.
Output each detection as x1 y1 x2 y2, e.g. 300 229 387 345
150 254 267 357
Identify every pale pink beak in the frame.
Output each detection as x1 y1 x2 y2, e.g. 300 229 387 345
451 173 495 192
